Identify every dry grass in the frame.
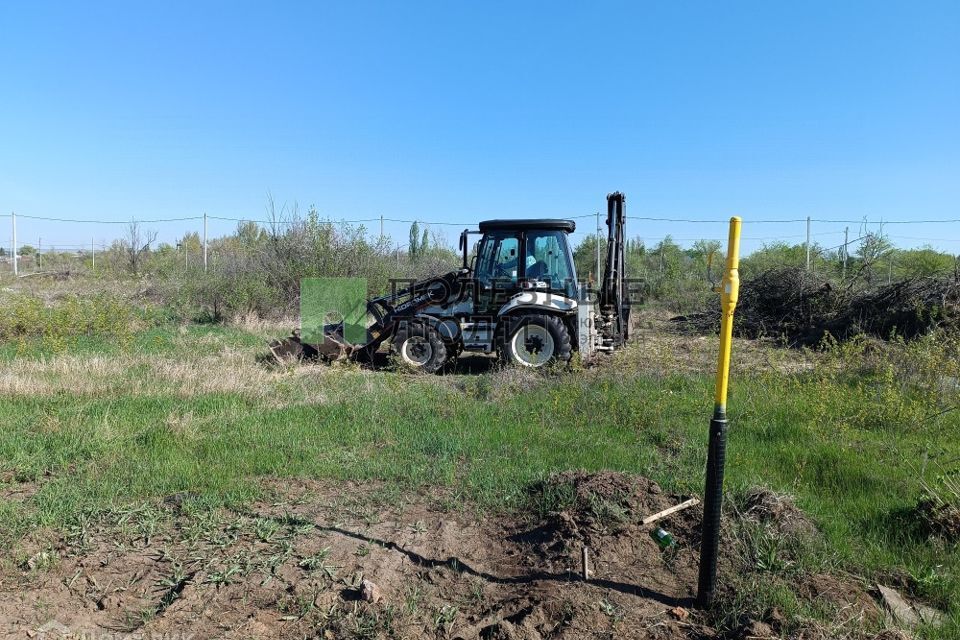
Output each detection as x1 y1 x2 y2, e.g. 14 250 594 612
0 350 278 398
608 310 817 377
227 311 299 337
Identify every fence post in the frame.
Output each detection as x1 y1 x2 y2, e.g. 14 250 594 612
11 212 17 276
805 216 811 271
203 212 208 272
842 227 849 279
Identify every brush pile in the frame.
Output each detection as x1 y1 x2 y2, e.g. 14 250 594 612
673 267 960 346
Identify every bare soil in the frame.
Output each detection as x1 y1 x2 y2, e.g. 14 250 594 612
0 473 886 639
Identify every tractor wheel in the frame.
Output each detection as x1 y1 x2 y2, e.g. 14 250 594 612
498 314 572 368
392 323 448 373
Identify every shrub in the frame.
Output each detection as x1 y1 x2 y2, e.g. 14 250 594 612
0 293 144 342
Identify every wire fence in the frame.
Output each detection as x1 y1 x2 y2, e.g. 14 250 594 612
2 210 958 277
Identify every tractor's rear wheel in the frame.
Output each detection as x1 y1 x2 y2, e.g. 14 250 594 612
393 323 448 373
498 314 572 368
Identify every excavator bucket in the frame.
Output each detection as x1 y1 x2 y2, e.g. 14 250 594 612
312 323 354 361
267 324 361 365
267 330 306 364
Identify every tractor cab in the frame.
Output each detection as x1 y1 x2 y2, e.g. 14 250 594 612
460 219 579 310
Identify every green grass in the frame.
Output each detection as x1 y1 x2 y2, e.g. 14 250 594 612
0 322 958 637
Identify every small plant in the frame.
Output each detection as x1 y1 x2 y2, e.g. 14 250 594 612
254 517 281 542
298 547 331 570
598 598 622 621
277 592 316 619
434 604 458 634
409 520 427 534
205 564 241 587
404 584 424 615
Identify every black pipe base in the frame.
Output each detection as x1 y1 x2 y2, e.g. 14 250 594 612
697 411 728 608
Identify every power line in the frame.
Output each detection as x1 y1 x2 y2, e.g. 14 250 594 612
4 211 960 226
627 216 813 223
16 214 203 224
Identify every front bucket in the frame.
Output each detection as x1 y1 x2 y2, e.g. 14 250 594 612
269 320 385 365
267 334 305 364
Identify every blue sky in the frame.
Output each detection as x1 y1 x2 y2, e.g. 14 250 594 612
1 1 958 255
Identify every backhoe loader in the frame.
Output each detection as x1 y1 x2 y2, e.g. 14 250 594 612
270 192 632 371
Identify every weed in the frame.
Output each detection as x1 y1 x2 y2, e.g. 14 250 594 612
409 520 427 534
205 564 242 587
404 584 424 615
299 547 331 570
598 598 622 621
434 604 458 634
254 517 281 542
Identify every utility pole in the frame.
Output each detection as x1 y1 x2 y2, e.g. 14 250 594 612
380 215 384 239
595 211 601 286
11 212 17 276
842 226 849 280
203 212 208 272
805 216 811 271
38 237 42 270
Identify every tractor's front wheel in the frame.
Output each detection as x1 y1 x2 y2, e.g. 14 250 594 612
498 314 572 368
393 323 448 373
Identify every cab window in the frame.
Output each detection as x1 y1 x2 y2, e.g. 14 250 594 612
475 232 519 287
524 230 575 295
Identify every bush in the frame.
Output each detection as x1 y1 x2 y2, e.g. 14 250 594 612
0 293 144 342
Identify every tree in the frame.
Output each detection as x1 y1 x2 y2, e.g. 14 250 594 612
740 242 808 276
235 221 266 247
420 227 429 256
572 233 607 282
689 239 723 281
855 231 893 285
123 221 158 275
180 231 202 254
408 222 420 260
18 244 36 255
651 236 683 276
0 247 5 257
896 247 954 278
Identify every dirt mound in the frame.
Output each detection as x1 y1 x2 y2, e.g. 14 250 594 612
798 573 881 625
673 267 960 346
916 497 960 543
739 487 816 537
523 470 702 560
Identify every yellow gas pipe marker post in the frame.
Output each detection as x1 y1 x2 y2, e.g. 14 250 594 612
697 217 741 607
